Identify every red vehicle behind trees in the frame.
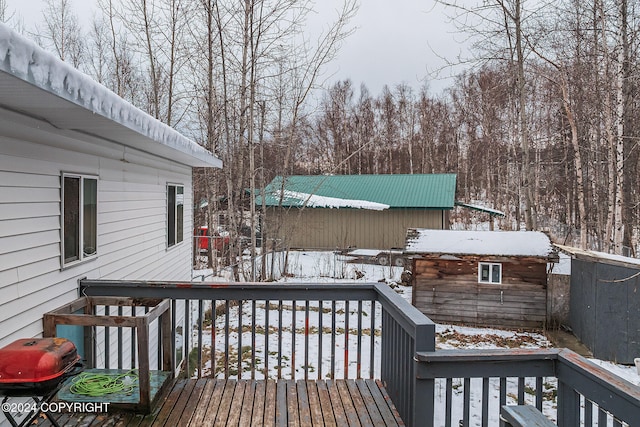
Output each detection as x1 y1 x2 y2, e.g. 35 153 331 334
195 226 230 253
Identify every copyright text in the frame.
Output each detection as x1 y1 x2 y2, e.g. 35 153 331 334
2 401 110 413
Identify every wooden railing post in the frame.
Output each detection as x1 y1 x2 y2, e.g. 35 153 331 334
557 380 579 426
136 315 151 411
413 323 435 427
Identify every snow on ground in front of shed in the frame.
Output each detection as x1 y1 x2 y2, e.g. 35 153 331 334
406 229 554 257
194 250 640 425
279 190 390 210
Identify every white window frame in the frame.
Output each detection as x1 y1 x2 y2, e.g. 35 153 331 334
61 173 98 268
167 183 184 248
478 262 502 284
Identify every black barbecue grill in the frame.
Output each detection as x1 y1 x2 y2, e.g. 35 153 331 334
0 338 83 427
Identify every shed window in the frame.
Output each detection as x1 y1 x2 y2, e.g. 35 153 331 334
167 184 184 247
62 174 98 266
478 262 501 284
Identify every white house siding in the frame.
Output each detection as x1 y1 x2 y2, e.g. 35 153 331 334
0 119 194 349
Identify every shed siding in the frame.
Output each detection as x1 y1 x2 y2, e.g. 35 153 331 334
0 134 193 347
412 257 548 329
266 207 445 249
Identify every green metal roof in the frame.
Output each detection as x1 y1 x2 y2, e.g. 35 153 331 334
258 174 457 209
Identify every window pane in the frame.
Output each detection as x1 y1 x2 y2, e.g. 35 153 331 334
176 186 184 243
63 176 80 263
492 264 501 283
480 264 490 281
168 186 176 246
83 178 97 256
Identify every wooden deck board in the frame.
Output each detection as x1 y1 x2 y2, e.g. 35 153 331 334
214 379 237 427
198 378 226 426
187 378 217 426
44 379 404 427
264 379 277 427
354 379 386 427
305 380 325 426
316 380 337 427
239 379 256 427
179 378 207 426
138 378 187 427
250 379 266 426
287 380 300 427
326 380 349 427
346 380 374 427
296 380 312 426
227 379 247 426
276 379 288 427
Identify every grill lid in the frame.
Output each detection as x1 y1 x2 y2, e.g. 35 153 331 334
0 338 80 384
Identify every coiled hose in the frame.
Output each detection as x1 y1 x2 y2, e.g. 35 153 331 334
69 369 138 397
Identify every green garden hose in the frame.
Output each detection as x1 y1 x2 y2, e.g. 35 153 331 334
69 370 138 397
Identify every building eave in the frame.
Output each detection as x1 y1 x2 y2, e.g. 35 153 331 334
0 24 222 169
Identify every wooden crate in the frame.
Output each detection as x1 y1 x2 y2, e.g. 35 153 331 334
43 296 173 413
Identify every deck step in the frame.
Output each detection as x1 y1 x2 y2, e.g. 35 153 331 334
501 405 557 427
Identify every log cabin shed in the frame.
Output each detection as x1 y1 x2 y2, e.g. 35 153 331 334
0 24 222 352
258 174 457 250
405 229 557 329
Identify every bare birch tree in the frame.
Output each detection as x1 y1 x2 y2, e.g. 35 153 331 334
36 0 85 67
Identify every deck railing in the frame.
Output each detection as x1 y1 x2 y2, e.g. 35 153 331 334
416 348 640 427
75 279 640 427
78 279 435 426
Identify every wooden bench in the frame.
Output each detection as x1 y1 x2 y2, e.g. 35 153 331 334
500 405 557 427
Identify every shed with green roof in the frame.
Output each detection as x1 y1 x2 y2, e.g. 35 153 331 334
258 174 457 250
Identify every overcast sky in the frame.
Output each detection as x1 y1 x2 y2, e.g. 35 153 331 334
312 1 466 95
8 0 467 96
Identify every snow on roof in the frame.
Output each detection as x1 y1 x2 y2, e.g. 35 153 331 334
455 201 506 217
281 190 390 210
405 229 555 258
259 174 457 209
554 244 640 268
0 24 221 168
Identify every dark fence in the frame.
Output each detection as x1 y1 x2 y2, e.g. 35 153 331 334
570 258 640 364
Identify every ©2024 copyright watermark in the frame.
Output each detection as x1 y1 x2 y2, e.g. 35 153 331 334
2 401 110 413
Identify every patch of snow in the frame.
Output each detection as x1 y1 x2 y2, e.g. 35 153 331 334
555 243 640 267
346 248 403 257
589 359 640 387
280 190 390 210
587 249 640 266
457 201 506 217
406 229 555 257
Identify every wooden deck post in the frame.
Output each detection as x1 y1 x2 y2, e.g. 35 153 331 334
557 380 579 427
136 315 151 411
412 322 435 427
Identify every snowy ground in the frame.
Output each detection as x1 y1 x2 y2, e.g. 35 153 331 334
193 250 640 426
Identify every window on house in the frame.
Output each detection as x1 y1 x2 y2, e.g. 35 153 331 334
167 184 184 247
62 174 98 266
478 262 502 284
